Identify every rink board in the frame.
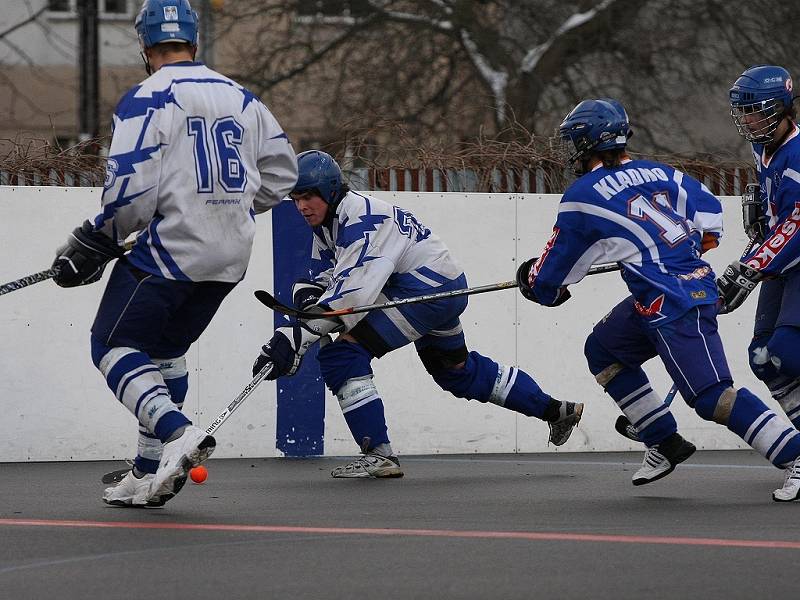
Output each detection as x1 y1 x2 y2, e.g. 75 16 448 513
0 187 762 460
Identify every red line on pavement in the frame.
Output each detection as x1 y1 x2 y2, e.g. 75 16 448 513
1 518 798 549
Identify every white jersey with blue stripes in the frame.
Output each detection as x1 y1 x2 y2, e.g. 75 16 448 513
98 61 298 282
309 191 464 330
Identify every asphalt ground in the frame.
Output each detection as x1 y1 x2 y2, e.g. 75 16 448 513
0 450 796 599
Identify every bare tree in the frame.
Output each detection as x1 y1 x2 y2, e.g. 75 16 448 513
215 0 798 156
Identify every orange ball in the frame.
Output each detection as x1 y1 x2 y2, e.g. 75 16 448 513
190 465 208 484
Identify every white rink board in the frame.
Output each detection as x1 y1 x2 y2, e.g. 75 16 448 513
0 187 770 461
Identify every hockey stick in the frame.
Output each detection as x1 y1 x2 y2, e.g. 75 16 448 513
612 234 763 442
1 239 135 297
101 361 274 484
254 262 622 320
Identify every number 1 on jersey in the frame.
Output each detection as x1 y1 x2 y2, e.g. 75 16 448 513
187 116 247 194
628 192 688 246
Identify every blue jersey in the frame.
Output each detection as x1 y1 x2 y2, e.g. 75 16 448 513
745 125 800 277
529 158 723 326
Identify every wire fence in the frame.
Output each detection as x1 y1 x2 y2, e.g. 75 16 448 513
0 134 756 195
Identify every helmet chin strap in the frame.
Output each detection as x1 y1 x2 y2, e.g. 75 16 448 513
140 51 152 76
764 116 795 157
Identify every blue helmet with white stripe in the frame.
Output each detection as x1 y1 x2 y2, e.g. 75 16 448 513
558 98 632 168
135 0 198 49
293 151 346 206
729 65 795 143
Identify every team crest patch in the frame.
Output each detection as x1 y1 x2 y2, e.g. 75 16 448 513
163 5 179 20
690 290 707 299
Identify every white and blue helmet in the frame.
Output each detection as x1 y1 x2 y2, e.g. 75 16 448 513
135 0 198 49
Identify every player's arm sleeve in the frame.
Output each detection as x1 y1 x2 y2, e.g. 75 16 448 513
318 203 398 329
686 177 724 253
528 207 595 306
743 169 800 276
96 91 164 243
253 107 298 214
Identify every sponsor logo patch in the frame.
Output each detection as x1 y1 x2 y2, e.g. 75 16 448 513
746 204 800 271
677 266 711 281
690 290 707 299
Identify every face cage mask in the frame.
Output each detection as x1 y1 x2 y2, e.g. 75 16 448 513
730 98 784 144
554 133 599 176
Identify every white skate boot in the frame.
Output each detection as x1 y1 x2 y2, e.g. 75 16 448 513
147 425 215 504
632 433 696 485
773 456 800 502
331 453 404 478
548 401 584 446
103 470 164 507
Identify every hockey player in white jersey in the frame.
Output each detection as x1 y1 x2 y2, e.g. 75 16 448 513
51 0 297 506
252 150 582 477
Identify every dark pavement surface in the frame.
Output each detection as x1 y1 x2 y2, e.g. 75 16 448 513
0 451 796 599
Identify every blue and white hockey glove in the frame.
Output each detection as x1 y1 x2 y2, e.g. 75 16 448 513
716 260 762 314
291 279 326 311
52 220 125 288
253 310 343 379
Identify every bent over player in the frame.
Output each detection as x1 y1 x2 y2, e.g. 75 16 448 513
517 98 800 501
252 150 582 477
724 66 800 500
51 0 297 506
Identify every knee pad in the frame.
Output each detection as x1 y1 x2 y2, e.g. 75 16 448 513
336 376 380 414
748 335 777 383
767 327 800 376
318 341 374 395
584 332 624 386
152 355 188 407
418 342 469 375
428 351 501 402
693 382 737 424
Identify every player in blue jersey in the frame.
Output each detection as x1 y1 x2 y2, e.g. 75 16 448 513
725 65 800 500
252 150 583 477
50 0 297 506
517 98 800 500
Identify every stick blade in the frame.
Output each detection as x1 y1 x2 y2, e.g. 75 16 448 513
614 415 641 443
254 289 280 309
101 467 131 484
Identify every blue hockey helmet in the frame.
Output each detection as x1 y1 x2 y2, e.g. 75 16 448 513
292 151 346 205
135 0 199 49
558 98 632 168
729 65 795 143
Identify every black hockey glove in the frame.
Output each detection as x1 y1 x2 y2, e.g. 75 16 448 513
515 258 571 306
253 310 343 379
292 279 326 310
253 327 302 380
741 183 767 243
52 220 125 288
716 260 763 314
516 258 538 302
